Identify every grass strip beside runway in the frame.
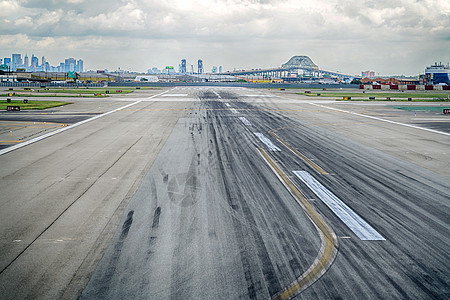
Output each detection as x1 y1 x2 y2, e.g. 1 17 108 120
0 100 70 110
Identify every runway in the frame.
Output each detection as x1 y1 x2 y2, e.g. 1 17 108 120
0 87 449 299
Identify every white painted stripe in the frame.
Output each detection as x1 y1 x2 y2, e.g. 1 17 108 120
311 103 450 136
254 133 281 151
224 103 231 107
239 117 252 126
293 170 385 241
0 89 172 156
230 108 238 114
212 91 222 99
161 94 188 97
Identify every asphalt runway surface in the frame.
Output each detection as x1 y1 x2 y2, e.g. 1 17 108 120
0 87 449 299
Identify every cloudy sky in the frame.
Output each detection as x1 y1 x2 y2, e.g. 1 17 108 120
1 0 449 75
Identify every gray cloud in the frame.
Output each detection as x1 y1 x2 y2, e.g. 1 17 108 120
1 0 449 75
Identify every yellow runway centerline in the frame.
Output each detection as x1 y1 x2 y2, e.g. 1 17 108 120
257 148 338 299
0 140 24 144
269 129 328 175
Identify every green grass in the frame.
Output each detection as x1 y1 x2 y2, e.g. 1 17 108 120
0 100 71 110
389 106 450 112
11 87 137 95
0 93 110 98
300 92 450 99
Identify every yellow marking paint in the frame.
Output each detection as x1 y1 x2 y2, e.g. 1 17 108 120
257 148 338 299
269 129 328 175
0 140 24 144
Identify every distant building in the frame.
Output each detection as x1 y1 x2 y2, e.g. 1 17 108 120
180 59 187 73
4 58 11 68
362 70 375 78
219 66 222 73
198 59 203 74
211 66 217 73
76 59 84 72
425 62 450 85
23 54 29 70
64 58 76 72
31 55 38 71
134 75 159 82
147 67 161 74
12 54 22 71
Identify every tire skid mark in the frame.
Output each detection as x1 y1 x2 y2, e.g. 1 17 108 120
257 148 338 300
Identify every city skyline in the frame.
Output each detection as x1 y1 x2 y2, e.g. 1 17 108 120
1 0 449 75
1 52 84 73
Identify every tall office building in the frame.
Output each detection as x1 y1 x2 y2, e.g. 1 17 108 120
64 58 76 72
198 59 203 74
76 59 84 72
23 54 29 70
12 54 22 71
219 66 222 73
4 58 11 68
31 54 38 71
362 70 375 78
180 59 187 73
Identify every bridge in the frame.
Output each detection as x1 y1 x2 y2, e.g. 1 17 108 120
216 56 355 81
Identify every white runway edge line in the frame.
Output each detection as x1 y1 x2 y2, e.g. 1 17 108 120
254 133 281 151
311 103 450 136
239 117 252 126
293 170 385 241
0 89 173 156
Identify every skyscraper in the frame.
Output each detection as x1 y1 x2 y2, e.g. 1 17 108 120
23 54 29 70
76 59 84 72
4 58 11 68
31 54 38 71
198 59 203 74
12 54 22 71
64 58 76 72
180 59 187 73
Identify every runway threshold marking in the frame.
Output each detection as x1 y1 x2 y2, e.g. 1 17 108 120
0 89 172 156
311 103 450 136
254 133 281 151
269 129 328 175
294 171 385 241
257 148 338 300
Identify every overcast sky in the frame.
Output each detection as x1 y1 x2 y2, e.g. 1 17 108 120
1 0 449 75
